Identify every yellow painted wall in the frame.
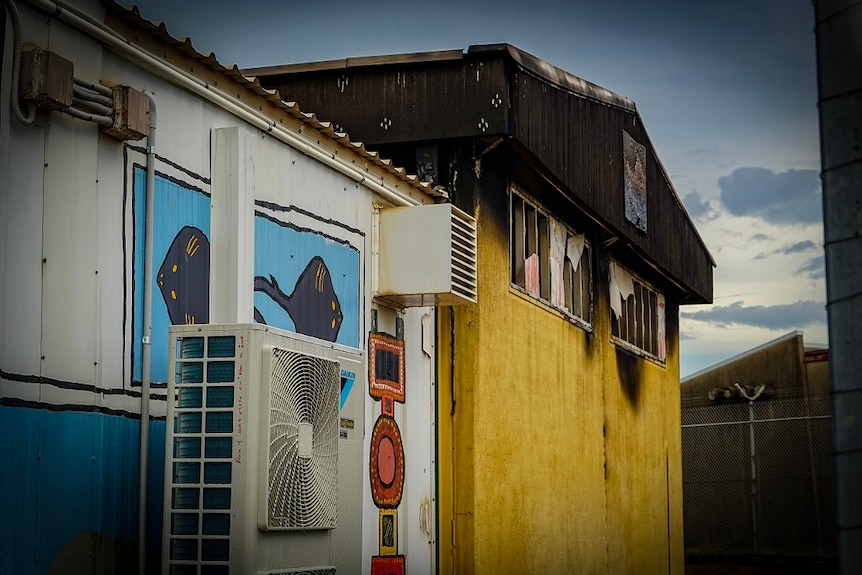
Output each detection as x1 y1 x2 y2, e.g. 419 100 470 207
438 194 685 574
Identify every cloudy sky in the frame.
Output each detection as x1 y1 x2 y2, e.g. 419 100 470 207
130 0 825 377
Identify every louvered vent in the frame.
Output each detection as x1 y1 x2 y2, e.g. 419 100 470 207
260 346 340 531
378 203 477 307
450 206 478 303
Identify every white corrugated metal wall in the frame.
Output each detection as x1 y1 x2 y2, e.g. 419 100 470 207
0 1 437 572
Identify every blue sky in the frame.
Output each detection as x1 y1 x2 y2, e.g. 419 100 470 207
131 0 825 376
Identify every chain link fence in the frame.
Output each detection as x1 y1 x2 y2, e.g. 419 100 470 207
682 396 836 559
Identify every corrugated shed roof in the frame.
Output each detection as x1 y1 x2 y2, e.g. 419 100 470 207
104 1 440 196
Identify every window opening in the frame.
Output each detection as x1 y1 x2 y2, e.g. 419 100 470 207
609 260 665 361
510 186 592 327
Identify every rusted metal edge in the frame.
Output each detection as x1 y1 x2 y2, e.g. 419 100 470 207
480 43 636 112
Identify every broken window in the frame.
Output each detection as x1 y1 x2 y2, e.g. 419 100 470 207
510 186 592 327
609 260 665 361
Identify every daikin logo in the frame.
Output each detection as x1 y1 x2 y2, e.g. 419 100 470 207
340 370 356 410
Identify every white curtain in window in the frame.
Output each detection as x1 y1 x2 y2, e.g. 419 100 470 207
550 220 567 307
566 233 585 272
608 261 635 318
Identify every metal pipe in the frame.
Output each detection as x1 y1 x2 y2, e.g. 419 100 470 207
814 2 862 573
73 75 112 97
61 105 112 126
72 83 113 107
71 96 112 116
23 0 422 208
3 0 36 124
138 91 156 575
747 397 758 554
735 383 766 554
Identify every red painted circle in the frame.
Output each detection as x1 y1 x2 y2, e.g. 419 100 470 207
369 415 404 508
378 437 396 485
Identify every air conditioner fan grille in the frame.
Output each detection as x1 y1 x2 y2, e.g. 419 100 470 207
266 348 340 530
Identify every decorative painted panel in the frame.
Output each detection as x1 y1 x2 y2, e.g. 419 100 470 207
253 202 361 348
132 166 211 385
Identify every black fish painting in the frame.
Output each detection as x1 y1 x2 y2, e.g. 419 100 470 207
157 225 210 325
254 255 344 342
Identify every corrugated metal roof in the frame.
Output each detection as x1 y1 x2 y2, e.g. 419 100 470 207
104 1 441 196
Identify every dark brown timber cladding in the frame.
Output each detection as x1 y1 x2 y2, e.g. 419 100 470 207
512 69 713 302
265 57 509 145
252 46 713 303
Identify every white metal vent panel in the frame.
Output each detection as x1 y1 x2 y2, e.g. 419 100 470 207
163 323 364 575
377 203 477 306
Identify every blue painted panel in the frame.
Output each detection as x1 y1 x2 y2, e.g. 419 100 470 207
254 214 360 348
0 407 166 574
0 406 40 573
133 167 211 384
147 420 167 564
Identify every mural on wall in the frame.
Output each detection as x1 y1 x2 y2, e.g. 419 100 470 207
379 509 398 556
369 412 405 508
253 204 360 348
368 333 406 402
371 554 405 575
157 225 210 325
623 130 647 232
254 256 343 342
368 330 407 568
133 166 211 385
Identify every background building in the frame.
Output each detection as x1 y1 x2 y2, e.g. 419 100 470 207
680 331 835 565
249 44 715 574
